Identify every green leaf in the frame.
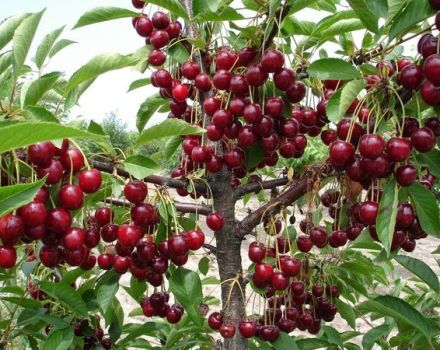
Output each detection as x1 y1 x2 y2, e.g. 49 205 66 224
128 78 150 92
96 272 120 316
13 10 45 78
386 0 407 25
323 325 343 346
144 0 189 20
295 338 331 350
24 106 59 123
168 42 190 64
326 89 342 123
418 151 440 178
162 136 181 159
244 144 264 170
338 79 365 119
273 332 300 350
123 155 160 179
308 58 360 80
193 6 244 21
0 52 13 76
376 178 398 255
198 257 209 275
73 7 139 29
269 0 282 20
358 295 431 339
0 179 45 217
48 39 77 59
388 0 435 42
408 182 440 237
0 13 30 52
169 267 203 326
335 299 356 329
346 0 379 32
136 119 205 146
35 26 64 69
39 281 88 317
362 324 392 350
65 53 139 93
43 327 74 350
136 95 167 132
0 122 102 153
395 255 440 293
23 71 62 106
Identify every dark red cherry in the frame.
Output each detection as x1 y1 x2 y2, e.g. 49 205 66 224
424 54 440 85
148 49 166 66
18 201 47 226
84 227 100 248
358 201 379 225
0 214 24 246
238 126 258 148
261 49 284 73
248 242 266 263
124 180 148 203
328 230 348 248
135 16 153 37
286 81 306 103
265 97 284 117
274 68 295 90
213 109 233 130
205 155 224 173
421 80 440 106
60 147 84 173
396 203 415 229
243 103 262 124
185 229 205 250
411 127 436 153
329 140 355 166
386 137 412 162
28 142 56 167
229 75 249 96
425 116 440 136
101 224 118 242
194 74 212 91
259 325 280 342
172 84 189 102
296 234 313 252
191 145 209 164
95 207 113 227
213 69 232 90
37 159 64 184
39 245 61 267
62 227 85 251
168 235 189 256
59 184 84 210
239 320 257 338
150 30 170 49
113 255 131 274
254 263 273 283
206 212 224 231
166 307 183 324
47 208 71 234
151 11 170 30
359 134 385 159
78 169 102 194
245 64 267 86
117 224 142 247
132 0 145 9
166 21 181 39
216 50 238 71
154 69 172 88
400 64 424 90
279 256 301 277
310 227 328 248
396 164 417 187
208 312 223 330
271 271 289 290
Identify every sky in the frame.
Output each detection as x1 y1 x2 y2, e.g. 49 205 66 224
2 0 153 129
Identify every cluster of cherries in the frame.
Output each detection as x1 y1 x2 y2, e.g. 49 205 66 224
72 317 112 350
140 290 185 324
131 0 181 67
0 139 104 269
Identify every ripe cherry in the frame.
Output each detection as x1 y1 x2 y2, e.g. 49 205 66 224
148 49 166 66
400 64 424 90
238 126 258 148
150 30 170 49
206 212 224 231
329 140 355 167
37 159 64 184
0 246 16 268
254 262 273 282
154 69 172 88
259 325 280 342
274 68 295 90
59 184 84 210
296 234 313 252
62 227 85 251
39 245 61 267
132 0 145 9
286 81 306 103
113 255 131 274
208 312 223 330
279 256 301 277
194 73 212 91
396 164 417 187
151 11 170 30
28 142 56 167
245 64 267 86
78 169 102 194
261 49 284 73
425 117 440 136
386 137 412 162
328 230 348 248
135 16 153 37
95 207 113 227
396 203 415 229
271 271 289 290
84 227 100 248
219 324 236 338
239 320 257 338
166 307 183 324
216 50 238 70
229 75 249 96
424 54 440 85
168 235 189 256
359 201 379 225
124 180 148 203
18 201 47 226
191 146 209 164
411 127 436 153
166 21 181 39
359 134 385 159
205 155 224 173
310 227 328 248
185 229 205 250
117 224 142 247
172 84 189 102
47 208 71 234
248 242 266 263
60 147 85 173
213 70 232 90
421 80 440 106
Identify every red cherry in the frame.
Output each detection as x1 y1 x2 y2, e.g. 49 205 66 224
185 230 205 250
411 127 436 153
245 64 268 86
212 109 233 130
78 169 102 194
117 224 142 247
206 212 224 231
191 145 209 164
132 0 145 9
400 64 424 90
259 325 280 342
296 234 313 252
243 103 262 124
329 140 355 166
425 116 440 136
113 255 131 274
321 130 337 145
386 137 412 162
421 80 440 106
39 245 61 267
238 126 258 148
18 200 47 226
261 49 284 73
37 159 64 184
59 184 84 210
424 54 440 85
47 208 71 234
239 320 257 338
248 242 266 263
254 262 273 282
359 134 385 159
135 16 153 37
60 147 84 173
274 68 295 90
286 81 306 103
195 73 212 91
310 226 328 248
151 11 169 30
328 230 348 248
271 271 289 290
62 227 85 251
166 307 183 324
150 30 170 49
359 201 379 225
28 142 56 167
219 324 236 338
154 69 172 88
229 75 249 96
84 227 100 248
279 256 301 277
148 49 166 66
208 312 223 330
216 50 238 70
431 0 440 9
265 97 284 117
0 246 16 268
166 21 181 39
124 180 148 203
396 203 415 229
205 155 224 173
213 69 232 90
396 164 417 187
172 84 189 102
168 235 189 256
95 207 113 227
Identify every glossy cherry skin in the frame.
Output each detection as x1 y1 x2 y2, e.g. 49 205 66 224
396 165 417 187
151 11 170 30
39 245 61 267
206 212 224 231
59 184 84 210
213 69 232 90
254 262 273 283
78 169 102 194
329 140 355 167
60 147 85 173
424 54 440 85
219 324 236 338
148 49 166 66
208 312 223 330
124 180 148 203
239 320 257 338
185 229 205 250
113 255 131 274
168 235 189 256
194 73 212 91
261 49 284 73
150 30 170 49
271 271 289 290
98 253 114 270
286 81 306 103
396 203 415 229
117 224 142 247
135 16 153 37
274 68 295 90
37 159 64 184
358 201 379 225
245 64 268 86
386 137 412 162
95 207 113 227
62 227 85 251
279 256 301 277
248 242 266 263
359 134 385 159
18 201 47 227
425 117 440 136
28 142 56 167
259 325 280 342
166 307 183 324
310 226 328 248
296 234 313 252
172 84 189 102
0 246 16 268
47 208 72 234
328 230 348 248
421 80 440 106
411 127 436 153
212 109 233 130
400 64 424 90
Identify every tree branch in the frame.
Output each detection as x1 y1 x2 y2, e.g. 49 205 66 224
236 163 333 238
90 159 207 193
104 197 212 216
234 177 289 199
263 1 292 49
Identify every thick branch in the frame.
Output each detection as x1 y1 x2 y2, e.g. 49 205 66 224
237 163 333 238
104 197 212 216
234 177 289 199
263 1 292 49
91 160 207 193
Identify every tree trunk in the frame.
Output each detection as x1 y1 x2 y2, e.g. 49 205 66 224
210 169 247 350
